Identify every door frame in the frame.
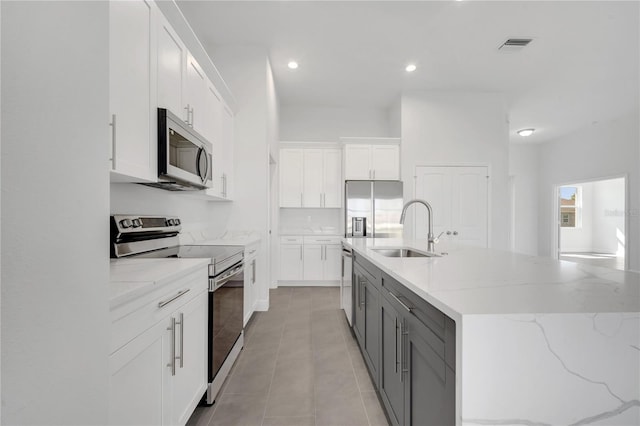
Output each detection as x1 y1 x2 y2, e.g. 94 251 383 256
412 163 491 248
551 173 629 270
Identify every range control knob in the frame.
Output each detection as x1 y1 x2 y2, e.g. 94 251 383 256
167 219 175 226
120 219 132 229
174 218 181 226
131 219 142 228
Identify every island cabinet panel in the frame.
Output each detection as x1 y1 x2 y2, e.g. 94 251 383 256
353 260 381 387
380 296 406 426
352 253 456 426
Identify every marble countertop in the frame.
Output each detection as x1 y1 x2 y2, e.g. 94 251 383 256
180 231 261 247
109 258 210 309
343 238 640 320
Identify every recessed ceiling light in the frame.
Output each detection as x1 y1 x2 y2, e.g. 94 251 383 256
405 64 417 72
517 128 535 137
287 61 299 70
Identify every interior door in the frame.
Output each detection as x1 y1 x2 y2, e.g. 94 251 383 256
414 166 488 248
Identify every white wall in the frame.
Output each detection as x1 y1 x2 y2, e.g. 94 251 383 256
400 91 510 249
280 105 392 141
388 97 402 138
537 111 639 271
211 45 276 310
1 2 110 424
267 58 280 288
509 143 539 255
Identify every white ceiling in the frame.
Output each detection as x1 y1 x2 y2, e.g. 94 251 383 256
177 1 639 144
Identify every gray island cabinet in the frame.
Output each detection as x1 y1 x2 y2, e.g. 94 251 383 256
344 237 639 426
353 250 456 426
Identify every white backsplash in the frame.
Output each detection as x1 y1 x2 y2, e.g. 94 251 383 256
279 208 342 235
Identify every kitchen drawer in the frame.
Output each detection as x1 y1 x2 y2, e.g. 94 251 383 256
110 267 208 354
381 271 457 369
303 235 342 245
280 236 304 244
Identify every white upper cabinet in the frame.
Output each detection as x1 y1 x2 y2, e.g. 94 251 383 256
303 149 324 208
184 52 207 135
109 0 157 183
157 13 185 118
281 147 342 208
280 148 304 207
344 143 400 180
322 149 342 207
371 145 400 180
220 105 234 199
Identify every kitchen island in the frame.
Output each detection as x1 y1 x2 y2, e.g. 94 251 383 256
343 238 640 426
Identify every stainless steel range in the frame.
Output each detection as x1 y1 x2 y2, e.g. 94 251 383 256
110 215 244 404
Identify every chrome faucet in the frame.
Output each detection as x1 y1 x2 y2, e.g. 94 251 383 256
399 199 436 252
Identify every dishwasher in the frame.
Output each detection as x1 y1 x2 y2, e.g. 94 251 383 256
341 244 353 326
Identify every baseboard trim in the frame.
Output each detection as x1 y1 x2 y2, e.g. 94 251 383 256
255 298 269 311
277 280 340 287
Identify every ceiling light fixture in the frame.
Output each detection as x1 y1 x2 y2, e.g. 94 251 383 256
405 64 417 73
287 61 299 70
517 128 535 137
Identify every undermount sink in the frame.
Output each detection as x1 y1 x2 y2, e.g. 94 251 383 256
371 248 441 258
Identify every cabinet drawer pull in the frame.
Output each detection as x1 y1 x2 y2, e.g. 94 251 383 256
167 317 176 376
109 114 116 168
158 289 190 308
177 312 184 369
388 291 414 313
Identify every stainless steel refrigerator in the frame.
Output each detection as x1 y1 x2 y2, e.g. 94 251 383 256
345 180 404 238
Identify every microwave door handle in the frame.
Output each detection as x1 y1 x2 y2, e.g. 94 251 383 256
202 149 210 183
195 147 207 183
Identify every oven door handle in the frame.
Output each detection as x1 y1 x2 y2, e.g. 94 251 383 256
211 264 244 292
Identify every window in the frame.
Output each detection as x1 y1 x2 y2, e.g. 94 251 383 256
560 186 581 228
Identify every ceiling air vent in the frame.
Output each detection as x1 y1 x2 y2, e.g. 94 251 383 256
498 38 533 53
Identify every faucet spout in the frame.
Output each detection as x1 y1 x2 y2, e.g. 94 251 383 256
399 199 436 252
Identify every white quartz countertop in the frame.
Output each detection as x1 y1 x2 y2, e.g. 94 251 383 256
109 258 210 309
181 231 261 247
343 238 640 319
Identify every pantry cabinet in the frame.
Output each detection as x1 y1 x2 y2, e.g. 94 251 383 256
344 143 400 180
280 147 342 208
109 0 157 183
109 267 208 426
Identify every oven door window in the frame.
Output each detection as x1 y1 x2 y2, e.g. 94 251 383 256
211 269 244 379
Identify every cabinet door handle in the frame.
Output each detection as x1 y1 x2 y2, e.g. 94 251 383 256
158 289 190 309
184 104 190 124
252 260 256 283
300 246 303 260
167 317 176 376
395 316 399 373
400 320 409 381
109 114 116 168
341 255 344 276
388 291 414 313
176 312 184 369
190 106 194 128
300 193 303 207
222 174 227 197
360 281 366 306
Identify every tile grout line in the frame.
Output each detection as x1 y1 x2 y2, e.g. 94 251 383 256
259 288 292 426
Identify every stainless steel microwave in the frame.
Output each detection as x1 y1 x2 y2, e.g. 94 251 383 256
154 108 212 191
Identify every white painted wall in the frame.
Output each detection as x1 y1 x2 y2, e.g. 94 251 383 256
560 179 626 254
211 45 276 310
267 58 280 288
400 91 510 249
537 111 639 271
280 105 392 141
1 2 110 423
388 97 402 138
509 143 539 255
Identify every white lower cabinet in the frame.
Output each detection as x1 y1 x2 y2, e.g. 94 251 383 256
279 237 304 281
244 242 260 325
280 236 341 282
109 267 207 426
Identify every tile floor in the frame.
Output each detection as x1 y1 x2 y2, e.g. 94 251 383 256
187 287 390 426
